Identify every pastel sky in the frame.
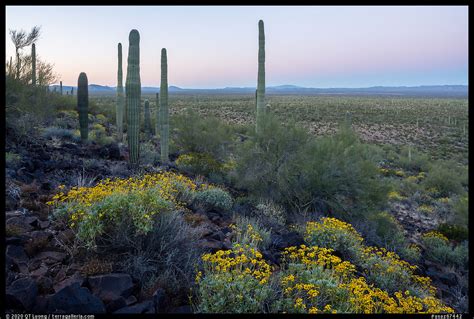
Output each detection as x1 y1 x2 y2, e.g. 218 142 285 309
5 6 468 88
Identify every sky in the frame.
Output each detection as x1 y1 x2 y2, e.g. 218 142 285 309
5 6 468 88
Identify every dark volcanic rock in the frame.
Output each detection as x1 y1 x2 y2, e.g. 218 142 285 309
6 277 38 311
114 300 155 314
53 272 85 293
169 305 193 313
88 273 134 304
47 283 106 314
153 288 167 313
270 231 304 250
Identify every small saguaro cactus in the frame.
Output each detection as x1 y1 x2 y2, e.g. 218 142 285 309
77 72 89 141
116 42 125 142
155 92 160 137
71 87 74 95
256 19 266 133
144 99 151 137
31 43 36 85
126 29 141 165
345 111 352 127
160 48 169 163
60 81 63 95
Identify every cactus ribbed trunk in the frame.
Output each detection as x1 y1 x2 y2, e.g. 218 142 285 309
71 87 74 95
16 52 20 80
31 43 36 86
77 73 89 141
60 81 63 95
144 99 151 137
126 29 141 165
346 111 352 127
256 20 266 133
116 43 125 142
160 48 169 163
155 92 160 137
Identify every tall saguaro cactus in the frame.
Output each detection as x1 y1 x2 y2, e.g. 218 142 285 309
256 19 266 133
60 81 63 95
77 72 89 141
126 29 141 165
31 43 36 85
144 99 151 137
160 48 169 163
155 92 160 137
116 43 125 142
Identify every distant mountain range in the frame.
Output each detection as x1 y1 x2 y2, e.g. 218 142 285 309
49 84 468 98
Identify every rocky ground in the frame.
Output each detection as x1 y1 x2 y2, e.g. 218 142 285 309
4 133 307 314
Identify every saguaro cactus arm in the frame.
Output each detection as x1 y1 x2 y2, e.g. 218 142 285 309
77 72 89 141
116 42 125 142
126 29 141 165
256 19 266 133
31 43 36 85
160 48 169 163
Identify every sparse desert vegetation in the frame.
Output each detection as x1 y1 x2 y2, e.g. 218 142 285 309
5 14 468 316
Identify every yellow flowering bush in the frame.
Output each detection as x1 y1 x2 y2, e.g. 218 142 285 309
194 244 274 313
304 217 364 260
418 204 434 214
230 217 271 250
388 191 406 201
176 152 235 178
48 172 202 249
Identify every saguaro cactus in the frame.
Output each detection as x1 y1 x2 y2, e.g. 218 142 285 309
60 81 63 95
155 92 160 137
77 72 89 141
31 43 36 85
160 48 169 163
71 87 74 95
256 19 266 133
126 29 141 165
116 43 125 142
144 99 151 137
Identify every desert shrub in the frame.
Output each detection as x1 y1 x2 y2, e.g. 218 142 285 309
230 215 272 250
194 187 233 212
119 210 203 294
366 212 413 258
395 146 430 172
5 152 21 169
437 223 468 243
304 217 364 261
41 127 79 142
421 231 468 269
235 116 388 219
176 152 227 177
451 195 468 226
254 199 286 227
421 161 466 197
194 244 274 313
172 110 235 161
48 172 200 250
140 141 158 165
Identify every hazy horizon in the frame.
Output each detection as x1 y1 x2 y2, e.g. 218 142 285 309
6 6 468 88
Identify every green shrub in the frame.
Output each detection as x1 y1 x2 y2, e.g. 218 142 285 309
42 127 79 142
451 195 468 226
140 141 158 165
5 152 21 169
395 146 430 172
421 232 468 269
254 199 286 227
421 161 466 197
304 217 364 262
172 110 235 161
367 212 409 255
194 187 233 212
235 115 388 219
437 223 468 242
176 152 225 177
230 215 272 250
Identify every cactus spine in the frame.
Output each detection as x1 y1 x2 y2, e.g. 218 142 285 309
155 92 160 137
256 20 266 133
31 43 36 85
160 48 169 163
77 72 89 141
126 29 141 165
60 81 63 95
144 99 151 137
116 43 125 142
